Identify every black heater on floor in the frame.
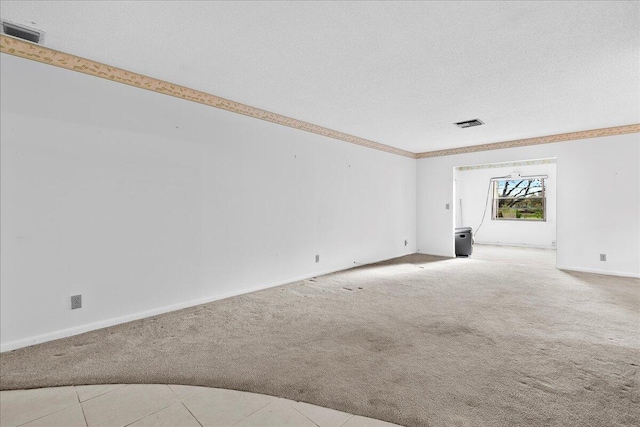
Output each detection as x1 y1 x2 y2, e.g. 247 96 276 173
455 227 473 257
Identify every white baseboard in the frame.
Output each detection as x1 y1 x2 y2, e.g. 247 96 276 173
474 242 556 250
0 251 414 353
556 265 640 279
416 251 455 258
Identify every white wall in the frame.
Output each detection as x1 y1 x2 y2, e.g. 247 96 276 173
455 161 557 248
418 133 640 277
0 54 416 351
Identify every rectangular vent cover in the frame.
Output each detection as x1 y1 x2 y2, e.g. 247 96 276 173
2 21 42 44
455 119 484 128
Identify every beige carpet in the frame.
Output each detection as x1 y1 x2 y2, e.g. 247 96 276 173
1 246 639 427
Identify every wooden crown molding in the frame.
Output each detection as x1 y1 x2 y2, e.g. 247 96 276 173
1 35 638 160
0 35 415 158
416 124 640 159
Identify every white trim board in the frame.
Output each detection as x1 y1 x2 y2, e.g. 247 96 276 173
0 252 413 353
474 242 557 250
556 265 640 279
416 251 455 258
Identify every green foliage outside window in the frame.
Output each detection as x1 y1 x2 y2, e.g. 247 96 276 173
493 178 545 221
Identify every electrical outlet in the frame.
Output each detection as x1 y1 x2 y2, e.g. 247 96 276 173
404 240 408 246
315 255 320 263
71 295 82 310
445 203 450 210
600 254 606 262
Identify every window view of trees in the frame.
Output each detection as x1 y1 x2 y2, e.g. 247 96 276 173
492 178 545 221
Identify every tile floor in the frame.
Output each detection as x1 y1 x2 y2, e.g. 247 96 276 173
0 384 401 427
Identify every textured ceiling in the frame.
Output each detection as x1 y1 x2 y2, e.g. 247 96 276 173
1 1 638 153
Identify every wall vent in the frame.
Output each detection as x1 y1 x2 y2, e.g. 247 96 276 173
1 21 43 44
455 119 484 129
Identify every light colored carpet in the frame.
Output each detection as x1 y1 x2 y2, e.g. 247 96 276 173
1 246 639 427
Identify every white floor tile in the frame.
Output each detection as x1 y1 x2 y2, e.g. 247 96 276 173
181 387 275 427
234 399 317 427
81 384 178 427
128 402 201 427
292 401 353 427
341 415 400 427
1 385 403 427
22 404 87 427
0 386 78 427
168 384 207 401
75 384 126 402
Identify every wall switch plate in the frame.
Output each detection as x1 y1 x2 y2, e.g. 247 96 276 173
315 255 320 263
600 254 606 261
445 203 450 210
71 295 82 310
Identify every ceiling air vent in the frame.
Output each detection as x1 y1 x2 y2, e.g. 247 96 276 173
1 21 43 44
455 119 484 129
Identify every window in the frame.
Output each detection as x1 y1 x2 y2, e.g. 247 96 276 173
492 178 545 221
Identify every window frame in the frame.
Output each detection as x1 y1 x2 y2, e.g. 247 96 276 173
491 177 546 222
